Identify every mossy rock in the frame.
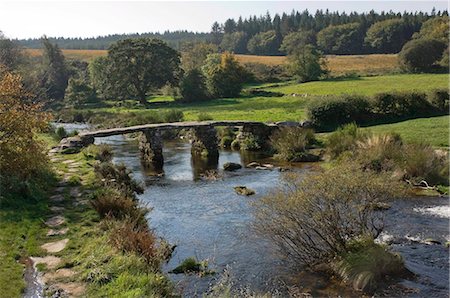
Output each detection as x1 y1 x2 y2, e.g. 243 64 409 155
223 162 242 171
234 186 255 196
169 257 214 276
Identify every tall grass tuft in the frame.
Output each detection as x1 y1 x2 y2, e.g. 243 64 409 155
270 127 316 161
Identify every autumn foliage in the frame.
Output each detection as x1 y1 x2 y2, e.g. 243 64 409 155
0 70 51 184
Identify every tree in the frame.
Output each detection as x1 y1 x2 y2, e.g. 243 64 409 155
203 53 246 98
220 32 248 54
64 77 96 106
399 38 447 72
179 69 209 102
0 32 23 71
0 71 50 186
89 56 116 100
211 22 223 45
317 22 364 54
247 30 281 55
41 36 69 100
413 16 449 42
287 45 327 82
181 42 217 71
365 19 415 53
280 30 316 55
107 38 182 104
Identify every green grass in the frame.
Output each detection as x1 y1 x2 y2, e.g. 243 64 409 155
264 74 449 96
361 115 449 147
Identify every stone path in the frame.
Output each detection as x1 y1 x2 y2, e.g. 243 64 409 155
29 153 87 297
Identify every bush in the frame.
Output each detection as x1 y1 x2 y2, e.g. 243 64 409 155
197 112 213 121
94 162 144 198
401 143 449 186
355 133 403 172
253 163 402 267
91 189 148 225
55 126 68 140
399 38 447 72
242 62 288 83
162 110 184 123
371 91 432 117
179 69 209 102
287 45 327 83
270 127 316 161
83 144 113 162
327 123 369 159
307 95 371 129
428 89 449 112
109 219 159 266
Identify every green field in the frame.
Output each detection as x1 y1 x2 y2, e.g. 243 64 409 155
361 115 449 147
82 73 448 123
264 74 449 96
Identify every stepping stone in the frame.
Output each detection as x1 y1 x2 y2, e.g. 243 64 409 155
68 162 82 168
52 282 86 297
67 168 79 173
70 187 81 198
50 206 65 213
41 239 69 253
62 159 76 164
50 158 62 162
73 199 88 206
45 215 65 228
47 228 69 237
56 170 65 175
30 256 61 270
42 268 76 283
49 148 59 154
50 194 64 202
54 186 66 193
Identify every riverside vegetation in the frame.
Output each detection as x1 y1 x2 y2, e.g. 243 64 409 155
1 8 449 297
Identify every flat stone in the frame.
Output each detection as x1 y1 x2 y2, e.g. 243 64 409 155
50 194 64 202
31 256 61 270
62 159 76 164
69 187 81 198
50 206 65 213
41 239 69 253
67 168 79 173
52 282 86 297
54 187 66 193
45 215 65 227
42 268 76 283
50 158 62 162
68 162 82 168
47 228 69 237
73 199 88 206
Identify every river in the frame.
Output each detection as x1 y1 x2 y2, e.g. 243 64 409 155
57 123 450 297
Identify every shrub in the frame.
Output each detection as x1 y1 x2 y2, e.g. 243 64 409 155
162 109 184 123
240 135 261 151
94 162 144 198
83 144 113 162
270 127 316 161
399 38 447 72
355 133 403 172
327 123 369 159
242 62 288 82
197 112 213 121
428 89 449 112
371 91 432 117
91 189 148 224
109 219 159 266
287 45 327 83
55 126 68 140
401 143 449 186
253 163 402 267
179 69 209 102
220 136 233 149
307 95 371 129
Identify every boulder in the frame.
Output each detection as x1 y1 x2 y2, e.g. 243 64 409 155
246 162 260 168
223 162 242 171
234 186 255 196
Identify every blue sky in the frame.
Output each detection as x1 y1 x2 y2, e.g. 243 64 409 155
0 1 447 39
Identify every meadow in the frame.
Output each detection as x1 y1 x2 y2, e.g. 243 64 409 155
25 49 399 76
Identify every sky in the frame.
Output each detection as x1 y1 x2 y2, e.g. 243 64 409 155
0 1 447 39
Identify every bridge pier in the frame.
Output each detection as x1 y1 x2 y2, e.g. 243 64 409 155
236 123 275 151
191 125 219 160
139 129 164 171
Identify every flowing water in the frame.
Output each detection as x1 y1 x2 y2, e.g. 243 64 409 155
53 123 449 297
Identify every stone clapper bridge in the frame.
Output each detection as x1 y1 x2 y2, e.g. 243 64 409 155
70 120 307 171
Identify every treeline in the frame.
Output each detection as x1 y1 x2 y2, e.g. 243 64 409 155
19 30 210 50
18 9 448 55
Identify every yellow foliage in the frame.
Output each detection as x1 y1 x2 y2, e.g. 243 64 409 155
0 71 51 180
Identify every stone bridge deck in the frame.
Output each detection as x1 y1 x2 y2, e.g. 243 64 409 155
79 120 283 138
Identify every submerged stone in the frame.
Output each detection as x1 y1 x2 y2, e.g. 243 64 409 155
234 186 255 196
223 162 242 171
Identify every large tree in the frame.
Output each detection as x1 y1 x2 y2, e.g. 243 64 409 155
317 23 364 54
365 19 416 53
108 38 182 104
41 36 69 100
0 31 23 71
247 30 281 55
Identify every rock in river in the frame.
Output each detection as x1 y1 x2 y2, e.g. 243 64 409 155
223 162 242 171
234 186 255 196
